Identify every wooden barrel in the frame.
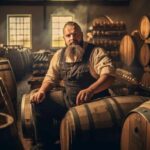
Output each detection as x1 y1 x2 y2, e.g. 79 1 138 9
60 96 149 150
20 48 33 73
139 43 150 67
21 92 34 139
139 15 150 40
5 48 25 81
21 87 65 139
0 58 17 114
0 77 16 120
121 100 150 150
0 112 23 149
120 35 136 66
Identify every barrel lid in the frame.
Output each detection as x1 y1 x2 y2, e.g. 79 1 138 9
140 15 150 39
139 43 150 67
120 35 135 66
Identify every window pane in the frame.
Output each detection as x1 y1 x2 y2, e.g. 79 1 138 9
52 17 59 22
8 15 31 48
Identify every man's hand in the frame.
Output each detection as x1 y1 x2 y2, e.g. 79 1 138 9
76 88 94 105
30 90 45 104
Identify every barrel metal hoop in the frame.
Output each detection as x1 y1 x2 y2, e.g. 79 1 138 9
0 68 11 71
70 107 82 138
103 99 119 127
84 104 95 139
110 97 125 119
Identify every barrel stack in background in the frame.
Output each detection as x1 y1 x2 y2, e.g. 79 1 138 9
87 16 127 68
139 14 150 41
138 15 150 89
0 45 33 81
4 46 33 81
28 49 53 90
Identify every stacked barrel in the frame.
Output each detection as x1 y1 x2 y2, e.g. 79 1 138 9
0 76 23 149
120 15 150 150
87 17 127 68
0 45 33 115
0 45 33 81
139 15 150 89
28 50 53 90
119 15 150 90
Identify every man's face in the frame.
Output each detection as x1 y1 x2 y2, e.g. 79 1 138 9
63 25 83 46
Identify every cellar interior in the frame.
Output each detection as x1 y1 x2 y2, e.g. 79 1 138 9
0 0 150 150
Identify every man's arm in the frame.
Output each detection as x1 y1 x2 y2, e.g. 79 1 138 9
31 50 62 103
31 81 54 103
76 74 115 105
76 47 115 105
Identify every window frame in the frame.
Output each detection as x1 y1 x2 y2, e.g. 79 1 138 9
7 14 32 48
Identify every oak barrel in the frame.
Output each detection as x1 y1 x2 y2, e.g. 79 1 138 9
121 100 150 150
5 47 25 80
21 87 65 139
0 58 17 114
120 35 136 66
139 15 150 40
141 71 150 88
60 96 149 150
139 43 150 67
0 77 16 120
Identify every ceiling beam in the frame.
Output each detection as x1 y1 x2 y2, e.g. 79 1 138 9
0 0 130 6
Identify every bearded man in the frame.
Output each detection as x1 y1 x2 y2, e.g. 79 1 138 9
31 21 115 150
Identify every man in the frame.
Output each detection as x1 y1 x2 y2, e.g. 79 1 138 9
31 21 115 149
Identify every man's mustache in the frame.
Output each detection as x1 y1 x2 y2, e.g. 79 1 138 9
68 40 83 47
65 44 84 61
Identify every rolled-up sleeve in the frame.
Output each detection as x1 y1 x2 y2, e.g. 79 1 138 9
42 49 62 84
90 47 115 77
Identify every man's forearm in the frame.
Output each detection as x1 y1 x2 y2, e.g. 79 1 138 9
88 74 115 94
39 81 53 93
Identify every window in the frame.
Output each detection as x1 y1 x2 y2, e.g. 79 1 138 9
7 14 32 48
51 16 73 48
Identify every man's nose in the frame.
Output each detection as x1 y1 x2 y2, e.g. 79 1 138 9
70 34 75 40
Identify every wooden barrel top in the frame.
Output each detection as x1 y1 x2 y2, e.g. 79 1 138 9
139 43 150 67
140 15 150 39
120 35 135 66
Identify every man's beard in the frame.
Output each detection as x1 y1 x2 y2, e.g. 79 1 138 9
64 43 84 61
